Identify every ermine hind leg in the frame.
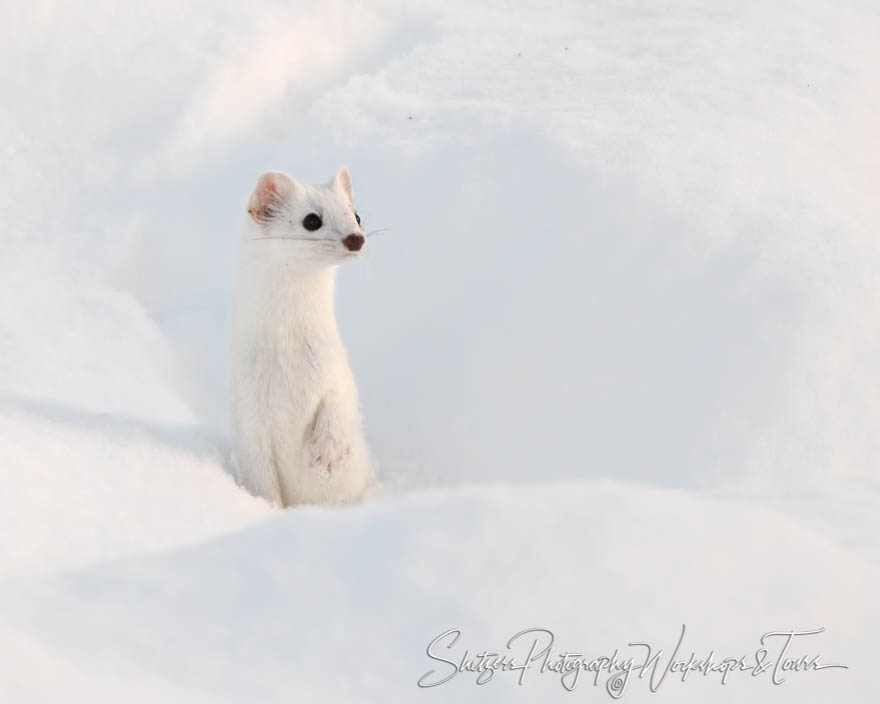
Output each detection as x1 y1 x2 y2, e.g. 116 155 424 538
233 420 283 507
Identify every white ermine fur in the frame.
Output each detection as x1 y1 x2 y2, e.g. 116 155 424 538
230 167 373 507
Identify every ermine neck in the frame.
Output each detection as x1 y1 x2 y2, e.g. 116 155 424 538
276 266 338 328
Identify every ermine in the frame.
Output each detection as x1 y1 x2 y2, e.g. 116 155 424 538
230 167 374 507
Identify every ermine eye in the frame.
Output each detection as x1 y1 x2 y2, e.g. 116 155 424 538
354 211 361 226
302 213 323 231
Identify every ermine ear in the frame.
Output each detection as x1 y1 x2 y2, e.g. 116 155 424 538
332 166 353 203
248 172 295 223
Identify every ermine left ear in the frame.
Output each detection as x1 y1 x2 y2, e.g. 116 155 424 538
332 167 353 203
248 171 295 223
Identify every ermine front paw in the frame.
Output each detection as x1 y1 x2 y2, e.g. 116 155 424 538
308 436 350 473
306 396 352 474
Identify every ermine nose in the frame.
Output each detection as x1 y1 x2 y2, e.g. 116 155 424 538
342 233 365 252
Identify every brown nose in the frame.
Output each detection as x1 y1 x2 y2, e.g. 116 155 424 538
342 233 364 252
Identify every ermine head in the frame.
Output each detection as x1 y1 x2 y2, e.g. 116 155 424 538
245 167 365 267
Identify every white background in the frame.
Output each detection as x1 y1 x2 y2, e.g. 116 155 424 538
1 1 878 701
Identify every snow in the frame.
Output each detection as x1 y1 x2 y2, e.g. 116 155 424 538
1 0 878 701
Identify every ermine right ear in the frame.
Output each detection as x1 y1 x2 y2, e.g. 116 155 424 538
332 166 354 203
248 172 295 223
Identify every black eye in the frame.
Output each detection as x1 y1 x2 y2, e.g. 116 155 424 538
354 211 362 226
302 213 323 231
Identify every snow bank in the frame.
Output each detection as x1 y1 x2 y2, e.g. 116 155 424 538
2 482 877 703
